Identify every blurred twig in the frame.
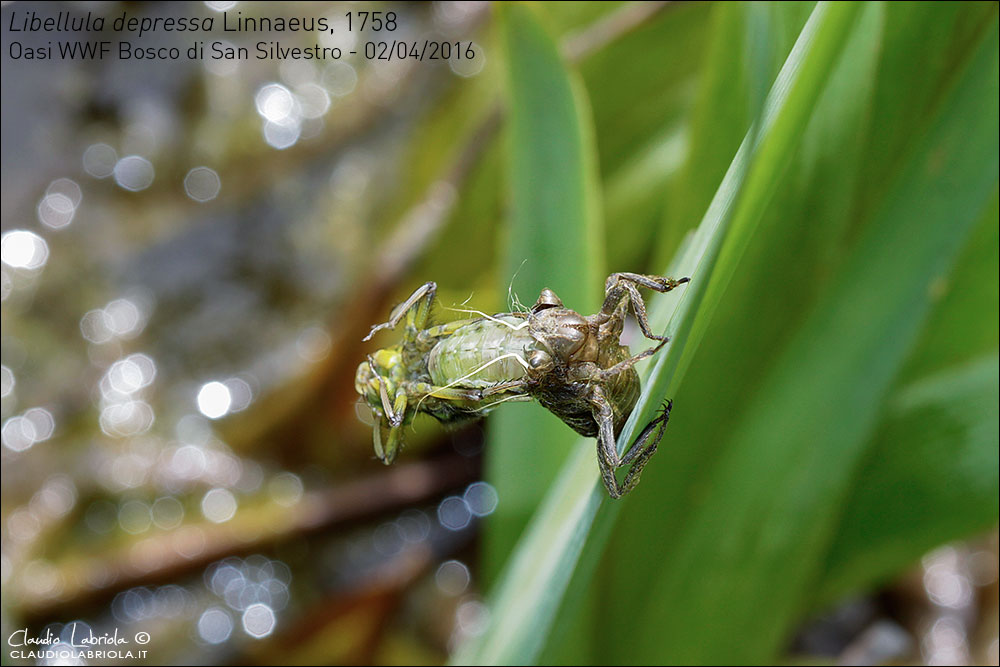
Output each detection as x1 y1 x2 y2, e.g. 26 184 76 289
244 541 439 665
563 1 674 63
17 454 475 624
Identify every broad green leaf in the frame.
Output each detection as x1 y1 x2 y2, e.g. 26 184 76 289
483 2 605 582
818 352 999 606
853 1 997 222
814 192 999 605
454 3 864 663
627 14 998 663
896 189 1000 385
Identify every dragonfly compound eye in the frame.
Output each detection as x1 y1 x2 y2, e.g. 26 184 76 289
355 360 373 396
528 349 554 372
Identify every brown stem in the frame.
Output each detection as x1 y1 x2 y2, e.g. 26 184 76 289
18 454 475 625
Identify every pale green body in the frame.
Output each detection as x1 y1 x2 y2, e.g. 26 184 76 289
427 315 533 388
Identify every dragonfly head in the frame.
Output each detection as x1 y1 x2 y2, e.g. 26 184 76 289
355 348 406 464
529 306 598 366
354 348 401 418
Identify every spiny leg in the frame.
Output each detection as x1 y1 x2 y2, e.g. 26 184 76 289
409 382 484 403
416 318 475 346
615 401 671 496
599 273 690 344
597 297 630 340
597 342 665 382
371 376 486 465
368 357 409 427
409 378 529 414
478 380 529 397
590 386 623 498
370 367 410 464
621 401 671 466
590 387 672 499
364 281 437 342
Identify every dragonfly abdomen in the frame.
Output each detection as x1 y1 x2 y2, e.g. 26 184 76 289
427 316 533 388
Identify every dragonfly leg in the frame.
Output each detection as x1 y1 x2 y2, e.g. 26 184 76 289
364 281 437 342
369 356 409 427
372 379 410 464
480 380 529 397
373 414 407 465
597 298 630 340
409 380 528 405
597 273 689 344
410 382 484 402
590 387 671 499
415 318 476 346
591 386 623 498
621 400 671 467
597 342 665 382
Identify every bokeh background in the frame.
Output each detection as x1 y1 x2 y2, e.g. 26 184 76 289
1 1 997 665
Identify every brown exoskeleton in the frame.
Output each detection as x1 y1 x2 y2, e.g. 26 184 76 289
355 273 689 498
